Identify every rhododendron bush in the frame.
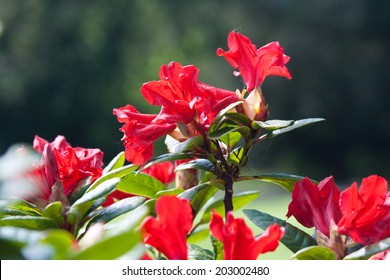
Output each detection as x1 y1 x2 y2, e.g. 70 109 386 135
0 31 389 260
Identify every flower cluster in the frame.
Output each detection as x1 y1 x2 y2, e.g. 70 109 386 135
1 30 388 261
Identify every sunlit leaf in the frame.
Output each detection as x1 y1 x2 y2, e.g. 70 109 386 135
210 235 224 260
252 119 293 130
164 135 203 154
188 244 213 260
42 201 65 227
0 200 41 217
225 112 252 126
243 209 317 253
290 246 336 260
141 152 193 170
0 216 58 230
175 159 215 172
270 118 325 137
67 178 119 225
155 188 184 198
103 152 125 174
344 237 390 260
209 101 244 132
208 126 250 140
117 172 166 198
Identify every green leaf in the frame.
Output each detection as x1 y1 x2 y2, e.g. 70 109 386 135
229 147 244 164
38 229 75 260
103 152 126 174
0 200 41 217
68 178 93 205
73 207 147 260
243 209 317 253
242 173 315 192
199 191 261 224
187 224 210 243
270 118 325 137
252 119 293 130
209 100 244 131
179 183 218 216
344 237 390 260
164 135 203 154
87 164 138 193
67 178 119 225
208 126 250 140
117 172 166 198
188 244 214 260
210 235 224 260
175 159 215 172
0 216 58 230
141 152 193 170
290 246 336 260
225 112 252 126
87 196 146 227
42 201 65 227
155 188 184 198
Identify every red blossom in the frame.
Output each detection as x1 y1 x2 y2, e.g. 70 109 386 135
33 135 103 197
217 31 292 92
338 175 390 245
210 211 284 260
141 196 193 260
113 105 176 164
286 176 342 237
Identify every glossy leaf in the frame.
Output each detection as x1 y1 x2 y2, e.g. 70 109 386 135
117 172 166 198
188 244 213 260
42 201 65 227
199 191 261 224
208 125 250 140
178 183 218 215
67 178 119 225
225 112 252 126
210 235 224 260
175 159 215 172
270 118 325 137
187 224 210 243
103 151 125 175
87 196 146 227
141 152 193 170
0 200 41 217
164 135 203 154
209 100 244 132
0 216 58 230
344 237 390 260
238 173 314 192
38 229 75 260
87 164 138 193
155 188 184 198
290 246 336 260
243 209 317 253
252 119 293 130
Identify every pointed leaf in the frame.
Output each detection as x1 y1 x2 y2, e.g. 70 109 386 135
0 216 58 230
87 196 146 227
0 200 41 217
208 126 250 140
164 135 203 154
42 201 65 227
240 173 315 192
188 244 214 260
209 100 244 132
210 235 224 260
225 112 252 126
175 159 215 172
252 119 293 130
117 172 166 198
344 237 390 260
243 209 317 253
141 152 193 170
103 152 126 174
199 191 261 224
271 118 325 137
67 178 119 225
290 246 336 260
87 164 138 193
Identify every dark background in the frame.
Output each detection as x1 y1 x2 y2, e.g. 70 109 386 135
1 0 389 184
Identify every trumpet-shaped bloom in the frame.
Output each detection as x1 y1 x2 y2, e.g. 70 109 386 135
338 175 390 245
33 135 103 196
114 62 239 164
141 196 193 260
210 211 284 260
286 176 342 237
217 31 292 92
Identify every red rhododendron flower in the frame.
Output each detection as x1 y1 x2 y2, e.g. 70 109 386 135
217 31 292 92
114 62 239 164
210 211 284 260
142 161 175 185
113 105 176 164
141 196 193 260
33 135 104 196
286 176 342 237
338 175 390 245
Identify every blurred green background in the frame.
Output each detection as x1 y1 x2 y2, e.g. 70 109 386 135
1 0 389 184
